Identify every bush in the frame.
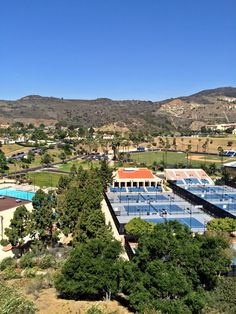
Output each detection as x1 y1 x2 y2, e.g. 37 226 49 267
39 254 56 269
0 284 36 313
24 268 36 278
19 252 36 269
0 257 16 271
0 239 9 246
0 268 21 280
85 305 104 314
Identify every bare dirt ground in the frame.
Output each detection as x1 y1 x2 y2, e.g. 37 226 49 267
6 279 132 314
188 155 231 163
33 288 132 314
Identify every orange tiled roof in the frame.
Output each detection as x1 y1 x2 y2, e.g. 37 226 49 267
118 168 154 179
2 244 12 252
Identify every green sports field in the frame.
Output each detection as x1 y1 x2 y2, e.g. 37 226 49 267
58 160 100 172
131 151 235 167
27 171 67 188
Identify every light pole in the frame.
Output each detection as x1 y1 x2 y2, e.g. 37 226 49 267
148 200 151 215
187 207 192 230
162 209 167 223
127 196 130 216
168 194 172 213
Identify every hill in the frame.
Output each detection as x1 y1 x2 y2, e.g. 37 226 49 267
0 87 236 131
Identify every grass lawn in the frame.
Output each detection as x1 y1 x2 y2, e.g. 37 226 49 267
7 148 66 173
58 160 101 172
1 144 33 156
131 151 236 168
27 171 66 188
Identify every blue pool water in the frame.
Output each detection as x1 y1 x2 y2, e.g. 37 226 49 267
0 188 35 201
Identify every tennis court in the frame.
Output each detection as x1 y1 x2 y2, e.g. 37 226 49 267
118 194 168 202
124 204 185 215
145 217 205 229
213 203 236 212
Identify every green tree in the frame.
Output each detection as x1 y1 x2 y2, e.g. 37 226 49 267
207 218 236 234
0 149 8 173
57 175 71 194
98 160 113 188
58 151 66 163
41 153 53 167
70 164 78 175
31 190 57 246
55 238 121 300
74 207 112 243
5 205 31 247
121 221 231 313
218 146 224 169
31 129 47 141
186 144 192 168
206 277 236 314
124 217 154 237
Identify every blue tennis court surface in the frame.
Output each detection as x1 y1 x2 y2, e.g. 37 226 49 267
146 187 162 192
184 178 201 185
214 203 236 212
0 188 35 201
145 217 204 229
128 187 145 193
200 193 236 200
124 204 185 214
110 187 127 193
118 194 168 202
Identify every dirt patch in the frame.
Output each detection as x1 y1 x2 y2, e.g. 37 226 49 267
188 155 230 163
34 288 132 314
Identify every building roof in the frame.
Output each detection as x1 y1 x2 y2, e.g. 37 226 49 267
117 168 155 180
224 161 236 168
0 197 30 211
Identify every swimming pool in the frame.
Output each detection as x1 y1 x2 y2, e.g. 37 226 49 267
0 188 35 201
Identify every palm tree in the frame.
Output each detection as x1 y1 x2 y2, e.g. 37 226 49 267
181 138 184 151
217 146 224 170
164 138 171 168
197 138 202 152
186 144 192 168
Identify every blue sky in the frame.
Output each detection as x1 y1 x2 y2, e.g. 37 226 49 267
1 0 235 100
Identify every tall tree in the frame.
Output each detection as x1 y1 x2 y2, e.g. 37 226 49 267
0 150 8 173
5 205 31 247
31 190 57 246
98 160 113 188
55 238 121 300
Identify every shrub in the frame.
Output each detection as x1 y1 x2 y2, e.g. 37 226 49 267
0 257 16 271
0 239 9 246
19 252 36 269
85 305 104 314
24 268 36 278
0 268 21 280
39 254 56 269
0 284 36 313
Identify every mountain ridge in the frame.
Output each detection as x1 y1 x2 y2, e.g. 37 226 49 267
0 86 236 131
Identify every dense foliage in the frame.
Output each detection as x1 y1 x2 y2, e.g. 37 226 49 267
124 217 154 237
120 221 231 313
55 238 121 300
205 277 236 314
207 218 236 233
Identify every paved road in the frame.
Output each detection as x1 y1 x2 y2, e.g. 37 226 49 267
7 155 81 176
